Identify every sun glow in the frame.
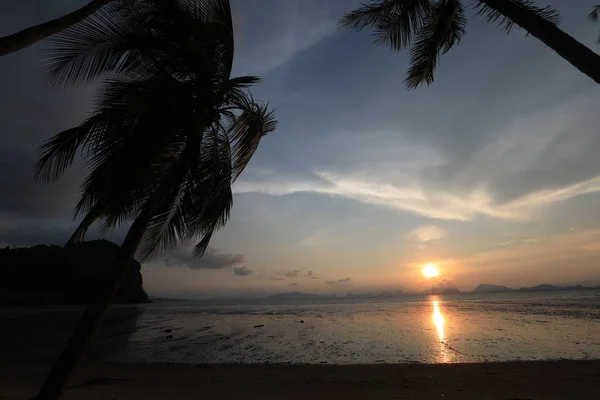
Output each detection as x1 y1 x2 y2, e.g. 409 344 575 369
422 263 439 278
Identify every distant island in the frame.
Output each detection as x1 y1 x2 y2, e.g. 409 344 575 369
266 291 324 300
472 284 511 293
0 240 149 305
472 283 594 294
263 282 599 301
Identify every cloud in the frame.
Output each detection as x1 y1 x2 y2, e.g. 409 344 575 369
307 270 320 279
493 236 545 247
449 229 600 288
494 239 516 247
288 283 300 287
271 276 285 281
236 170 600 222
275 269 321 279
163 247 245 270
233 267 254 276
231 0 352 75
254 268 266 280
411 225 446 242
325 277 352 286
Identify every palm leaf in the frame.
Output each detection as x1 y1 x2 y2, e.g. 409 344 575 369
589 5 600 43
590 5 600 22
405 0 466 89
38 0 276 264
341 0 433 50
227 99 277 181
42 2 150 88
475 0 560 34
35 124 90 183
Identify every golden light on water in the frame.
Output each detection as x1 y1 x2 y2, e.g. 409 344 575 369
432 300 444 341
431 299 454 363
422 263 439 279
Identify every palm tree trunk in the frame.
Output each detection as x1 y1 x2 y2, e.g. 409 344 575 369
34 136 199 400
33 203 158 400
479 0 600 84
0 0 114 56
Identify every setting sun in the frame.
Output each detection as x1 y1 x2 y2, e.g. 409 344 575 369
422 264 439 279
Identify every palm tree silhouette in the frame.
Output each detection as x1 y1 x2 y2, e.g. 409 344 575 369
33 1 276 399
0 0 116 56
341 0 600 89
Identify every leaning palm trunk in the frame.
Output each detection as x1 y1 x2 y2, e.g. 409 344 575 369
35 137 196 400
480 0 600 84
0 0 114 56
34 203 156 400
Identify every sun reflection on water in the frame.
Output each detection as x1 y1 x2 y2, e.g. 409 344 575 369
431 298 454 363
432 300 444 341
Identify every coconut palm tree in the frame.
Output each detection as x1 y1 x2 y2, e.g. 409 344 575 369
0 0 117 56
33 1 276 399
341 0 600 89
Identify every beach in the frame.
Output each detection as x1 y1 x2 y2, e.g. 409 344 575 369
2 360 599 399
2 293 598 399
3 292 599 366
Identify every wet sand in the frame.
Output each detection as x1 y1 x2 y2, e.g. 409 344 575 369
2 360 599 399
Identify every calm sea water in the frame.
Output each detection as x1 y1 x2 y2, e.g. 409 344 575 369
1 290 599 364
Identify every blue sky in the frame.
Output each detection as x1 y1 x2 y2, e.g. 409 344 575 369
1 0 600 297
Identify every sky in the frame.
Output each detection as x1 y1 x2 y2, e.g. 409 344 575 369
1 0 600 298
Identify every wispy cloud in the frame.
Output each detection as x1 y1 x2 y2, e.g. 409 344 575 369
236 171 600 222
455 229 600 281
163 247 245 270
411 225 446 242
232 0 349 75
233 267 254 276
325 277 352 286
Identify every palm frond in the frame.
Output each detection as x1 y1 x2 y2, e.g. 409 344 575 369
342 0 433 51
62 77 190 239
475 0 560 34
136 182 189 260
590 5 600 22
138 123 234 260
374 0 434 50
341 0 408 29
38 0 276 264
405 0 466 89
35 125 89 183
42 2 150 88
185 121 234 258
135 130 205 260
227 99 277 180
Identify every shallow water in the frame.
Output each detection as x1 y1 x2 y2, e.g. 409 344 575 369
1 290 599 364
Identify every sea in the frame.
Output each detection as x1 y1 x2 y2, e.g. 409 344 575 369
2 290 599 365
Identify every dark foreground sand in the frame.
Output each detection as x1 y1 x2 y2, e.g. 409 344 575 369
2 360 599 400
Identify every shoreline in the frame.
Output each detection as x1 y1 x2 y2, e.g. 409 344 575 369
2 359 599 399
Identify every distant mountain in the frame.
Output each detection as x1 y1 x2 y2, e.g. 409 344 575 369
345 290 405 299
429 287 461 295
266 291 323 300
473 284 513 293
523 284 558 291
472 283 597 293
519 284 588 292
0 240 149 305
